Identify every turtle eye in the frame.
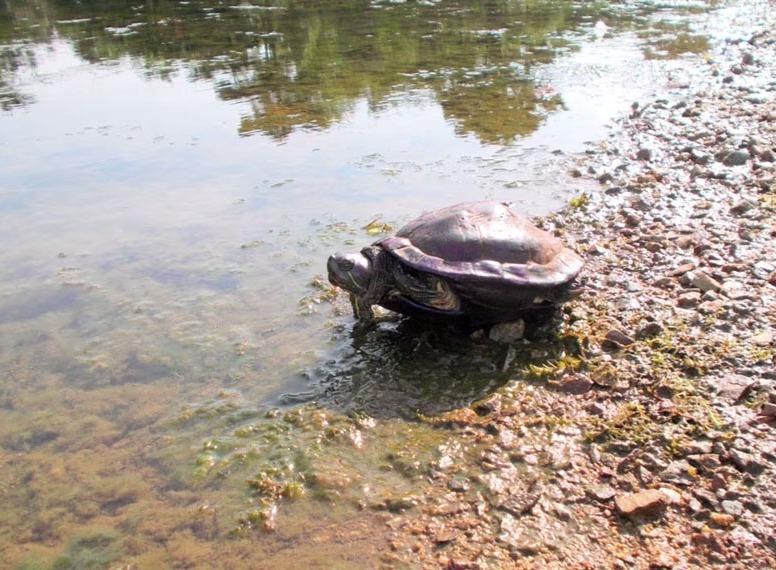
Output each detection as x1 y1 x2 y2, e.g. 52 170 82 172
337 258 355 272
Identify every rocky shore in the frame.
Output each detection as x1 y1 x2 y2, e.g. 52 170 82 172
377 5 776 569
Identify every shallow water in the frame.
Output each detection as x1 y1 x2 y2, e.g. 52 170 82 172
0 0 724 567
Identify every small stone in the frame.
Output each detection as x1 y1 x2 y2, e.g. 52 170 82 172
721 280 750 300
636 322 663 339
559 374 593 395
690 271 722 293
710 512 735 527
433 529 458 544
716 374 757 404
750 330 773 346
721 262 747 273
711 472 728 492
682 441 713 455
658 487 682 505
730 199 756 215
670 262 696 276
721 500 744 518
604 329 636 347
591 484 617 502
615 489 668 517
761 402 776 417
676 236 696 250
722 150 750 166
677 291 701 308
729 449 765 475
699 300 726 315
769 271 776 287
489 320 525 343
690 149 711 165
636 147 653 161
661 460 696 486
697 454 722 472
447 477 470 493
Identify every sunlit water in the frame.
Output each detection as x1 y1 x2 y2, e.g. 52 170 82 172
0 0 735 566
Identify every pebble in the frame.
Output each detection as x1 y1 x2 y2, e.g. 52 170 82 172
636 322 663 339
615 489 668 517
677 291 702 308
689 271 723 293
729 448 765 475
730 199 757 215
710 512 735 527
604 329 636 347
722 149 750 166
591 484 617 502
489 320 525 343
559 375 593 395
749 330 773 346
721 499 745 517
720 280 750 299
761 402 776 417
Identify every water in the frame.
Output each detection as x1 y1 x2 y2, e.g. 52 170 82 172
0 0 723 567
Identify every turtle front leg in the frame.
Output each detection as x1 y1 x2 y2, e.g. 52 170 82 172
350 293 375 325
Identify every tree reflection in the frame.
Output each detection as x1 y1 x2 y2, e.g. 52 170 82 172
0 0 712 141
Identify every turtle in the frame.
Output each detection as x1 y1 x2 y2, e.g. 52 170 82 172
327 200 584 327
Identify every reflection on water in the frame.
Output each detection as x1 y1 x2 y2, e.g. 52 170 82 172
0 0 723 567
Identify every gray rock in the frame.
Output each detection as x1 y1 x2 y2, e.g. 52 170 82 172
721 280 750 300
636 322 663 339
489 320 525 343
636 147 653 161
729 448 765 475
591 484 617 502
722 150 750 166
721 499 744 517
730 199 756 215
661 460 696 486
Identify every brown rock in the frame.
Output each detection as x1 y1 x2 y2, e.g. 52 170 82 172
715 374 757 404
614 489 668 517
677 291 702 308
721 262 747 273
670 262 696 276
559 374 593 395
690 271 722 293
760 402 776 417
709 512 735 527
605 329 636 346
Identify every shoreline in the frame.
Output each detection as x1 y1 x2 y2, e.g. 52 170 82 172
382 2 776 567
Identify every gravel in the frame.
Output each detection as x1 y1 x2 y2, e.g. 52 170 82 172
379 2 776 567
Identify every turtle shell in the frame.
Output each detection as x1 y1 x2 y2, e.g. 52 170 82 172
376 201 583 290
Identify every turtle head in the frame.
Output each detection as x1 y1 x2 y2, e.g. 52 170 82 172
327 251 373 294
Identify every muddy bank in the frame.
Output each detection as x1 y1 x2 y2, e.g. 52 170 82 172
377 4 776 569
